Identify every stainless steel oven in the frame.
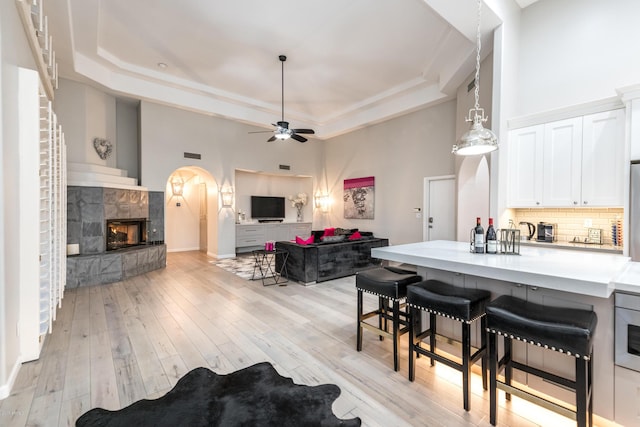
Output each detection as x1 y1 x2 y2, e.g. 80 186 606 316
615 292 640 372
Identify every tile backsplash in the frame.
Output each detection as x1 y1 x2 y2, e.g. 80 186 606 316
512 208 623 246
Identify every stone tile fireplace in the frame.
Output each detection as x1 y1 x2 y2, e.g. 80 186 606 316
66 186 166 287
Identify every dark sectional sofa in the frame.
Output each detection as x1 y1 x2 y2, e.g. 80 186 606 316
275 229 389 284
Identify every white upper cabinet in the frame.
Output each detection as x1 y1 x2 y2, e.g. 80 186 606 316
581 110 625 206
542 117 583 207
508 109 624 208
508 125 544 207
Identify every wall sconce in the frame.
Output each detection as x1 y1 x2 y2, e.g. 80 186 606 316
314 194 330 213
171 178 184 197
221 188 234 207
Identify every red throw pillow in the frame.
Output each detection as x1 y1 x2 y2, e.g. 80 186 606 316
348 231 362 240
295 235 314 245
323 227 335 237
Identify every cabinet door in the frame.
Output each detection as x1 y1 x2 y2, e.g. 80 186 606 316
236 225 266 248
507 125 544 207
581 109 624 206
542 117 583 207
615 366 640 426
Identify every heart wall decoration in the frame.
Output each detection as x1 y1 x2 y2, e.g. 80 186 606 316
93 137 113 160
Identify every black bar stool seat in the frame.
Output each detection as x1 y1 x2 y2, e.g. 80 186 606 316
356 266 422 371
486 295 597 426
407 280 491 411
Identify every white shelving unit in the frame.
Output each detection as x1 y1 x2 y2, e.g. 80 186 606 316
38 91 66 336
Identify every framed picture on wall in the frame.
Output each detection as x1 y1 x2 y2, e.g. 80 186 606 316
344 176 374 219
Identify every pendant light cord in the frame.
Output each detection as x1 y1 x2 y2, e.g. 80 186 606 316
473 0 482 112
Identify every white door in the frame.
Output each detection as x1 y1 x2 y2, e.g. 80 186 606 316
424 176 456 241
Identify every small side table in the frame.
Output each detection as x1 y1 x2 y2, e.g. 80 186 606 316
251 249 289 286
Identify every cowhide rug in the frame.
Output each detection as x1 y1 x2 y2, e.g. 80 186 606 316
76 362 361 427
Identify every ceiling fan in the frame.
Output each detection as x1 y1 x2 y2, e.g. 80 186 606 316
250 55 315 143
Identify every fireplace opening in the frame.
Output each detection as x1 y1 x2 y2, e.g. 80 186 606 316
106 219 148 251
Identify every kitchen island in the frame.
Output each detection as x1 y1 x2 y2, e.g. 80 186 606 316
371 240 631 423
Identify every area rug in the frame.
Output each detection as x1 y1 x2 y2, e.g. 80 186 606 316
76 361 361 427
213 254 258 280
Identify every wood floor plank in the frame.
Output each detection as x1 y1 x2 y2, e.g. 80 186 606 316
57 395 90 427
0 386 34 427
62 287 91 402
26 390 62 427
1 251 599 427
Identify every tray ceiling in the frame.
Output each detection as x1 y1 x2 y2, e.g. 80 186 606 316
45 0 512 139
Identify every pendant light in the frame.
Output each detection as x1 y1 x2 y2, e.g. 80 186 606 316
452 0 498 156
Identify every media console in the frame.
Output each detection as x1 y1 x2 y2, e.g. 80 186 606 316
236 222 311 252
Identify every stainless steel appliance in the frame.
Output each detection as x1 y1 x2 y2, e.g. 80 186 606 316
615 293 640 371
631 161 640 261
536 222 557 242
519 221 536 240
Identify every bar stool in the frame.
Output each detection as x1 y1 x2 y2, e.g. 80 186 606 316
406 280 491 411
486 295 597 427
356 266 422 371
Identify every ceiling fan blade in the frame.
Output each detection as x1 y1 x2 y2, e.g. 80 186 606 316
267 135 277 142
248 130 274 134
291 134 307 143
292 129 315 134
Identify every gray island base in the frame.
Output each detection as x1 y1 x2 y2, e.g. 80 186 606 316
372 240 631 424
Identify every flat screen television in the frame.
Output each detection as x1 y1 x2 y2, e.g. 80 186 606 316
251 196 285 222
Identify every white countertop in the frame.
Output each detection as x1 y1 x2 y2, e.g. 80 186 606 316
613 261 640 294
372 240 631 298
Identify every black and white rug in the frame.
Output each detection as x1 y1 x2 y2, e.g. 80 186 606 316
76 362 361 427
213 254 262 280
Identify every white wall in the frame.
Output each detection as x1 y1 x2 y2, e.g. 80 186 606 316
0 0 39 397
55 79 117 166
235 171 313 223
139 101 325 257
517 0 640 117
165 173 202 252
324 100 457 245
17 68 41 363
116 100 139 180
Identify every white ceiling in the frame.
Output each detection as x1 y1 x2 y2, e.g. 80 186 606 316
44 0 531 139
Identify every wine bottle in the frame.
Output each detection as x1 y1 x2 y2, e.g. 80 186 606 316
486 217 497 254
474 217 484 254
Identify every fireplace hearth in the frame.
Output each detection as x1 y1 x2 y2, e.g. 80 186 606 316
106 218 148 251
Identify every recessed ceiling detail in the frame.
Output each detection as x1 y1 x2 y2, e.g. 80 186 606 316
47 0 502 139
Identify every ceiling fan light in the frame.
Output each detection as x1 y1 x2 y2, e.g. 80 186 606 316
275 133 290 140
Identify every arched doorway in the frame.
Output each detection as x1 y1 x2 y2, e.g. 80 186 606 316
165 166 219 256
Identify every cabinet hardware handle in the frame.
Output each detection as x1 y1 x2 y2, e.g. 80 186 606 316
583 201 588 205
573 201 578 205
536 201 540 205
530 286 538 291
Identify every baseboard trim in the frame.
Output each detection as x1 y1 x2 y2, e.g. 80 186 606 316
214 252 236 259
0 357 22 400
167 247 200 253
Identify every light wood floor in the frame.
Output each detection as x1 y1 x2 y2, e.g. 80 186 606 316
0 251 587 426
